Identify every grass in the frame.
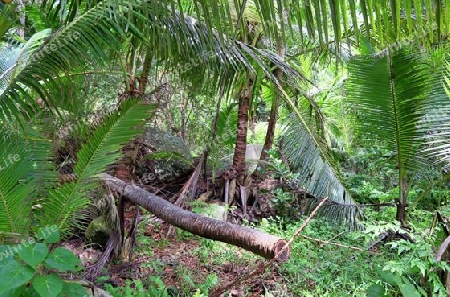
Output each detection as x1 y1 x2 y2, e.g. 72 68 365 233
99 205 449 296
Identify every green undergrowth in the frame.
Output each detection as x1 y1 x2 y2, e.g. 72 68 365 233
255 207 448 296
98 206 449 296
258 216 380 296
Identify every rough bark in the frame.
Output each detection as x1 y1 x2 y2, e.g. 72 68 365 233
396 201 407 226
396 175 408 228
139 49 153 93
232 79 252 173
260 43 285 161
101 173 289 261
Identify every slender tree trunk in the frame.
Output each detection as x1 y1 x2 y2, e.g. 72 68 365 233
260 43 285 161
204 84 225 181
101 173 290 261
396 173 408 227
125 45 137 92
232 79 253 173
139 49 153 94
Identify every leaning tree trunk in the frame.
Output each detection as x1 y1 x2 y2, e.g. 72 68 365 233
101 173 289 261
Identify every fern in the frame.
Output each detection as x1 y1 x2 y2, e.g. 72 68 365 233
0 128 52 237
39 100 156 237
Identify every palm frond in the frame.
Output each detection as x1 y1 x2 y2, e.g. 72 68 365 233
280 115 362 229
208 103 238 175
0 128 52 237
1 0 321 134
11 29 53 79
41 0 450 53
0 45 20 92
39 100 156 237
0 0 261 125
422 54 450 164
289 0 446 48
346 50 435 171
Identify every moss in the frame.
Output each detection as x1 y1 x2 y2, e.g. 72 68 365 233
85 216 110 250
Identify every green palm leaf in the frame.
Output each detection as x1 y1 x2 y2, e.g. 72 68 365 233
422 55 450 164
3 0 308 127
346 49 439 226
0 45 20 92
347 50 433 170
11 29 53 79
39 100 156 237
280 115 362 229
0 0 234 124
208 103 238 174
0 129 52 236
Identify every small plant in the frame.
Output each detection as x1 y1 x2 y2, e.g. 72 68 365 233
367 234 449 297
104 278 169 297
265 149 301 183
192 288 207 297
272 188 301 221
173 264 218 296
197 273 218 295
0 226 85 297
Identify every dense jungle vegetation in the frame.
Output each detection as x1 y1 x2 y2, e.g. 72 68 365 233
1 0 450 296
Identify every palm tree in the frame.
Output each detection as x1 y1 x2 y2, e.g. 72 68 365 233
0 0 311 240
1 0 449 235
346 48 448 227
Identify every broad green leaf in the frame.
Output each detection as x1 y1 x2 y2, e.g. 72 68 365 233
17 243 48 268
0 259 34 294
398 278 420 297
61 281 87 297
0 285 25 297
32 274 63 297
410 258 427 277
366 283 385 297
37 226 60 243
45 247 82 272
374 266 401 286
0 245 13 264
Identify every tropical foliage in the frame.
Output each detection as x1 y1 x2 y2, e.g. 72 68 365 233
347 49 447 226
1 0 450 295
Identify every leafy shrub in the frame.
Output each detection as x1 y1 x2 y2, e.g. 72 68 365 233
363 216 449 297
0 227 85 297
272 188 302 221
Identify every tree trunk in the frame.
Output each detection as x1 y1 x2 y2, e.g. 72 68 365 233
101 173 290 261
232 79 253 173
396 174 408 228
260 42 285 161
139 49 153 94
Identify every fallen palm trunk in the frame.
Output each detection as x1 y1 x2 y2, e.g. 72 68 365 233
101 173 290 261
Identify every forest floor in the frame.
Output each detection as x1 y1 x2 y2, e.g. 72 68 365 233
62 204 287 297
